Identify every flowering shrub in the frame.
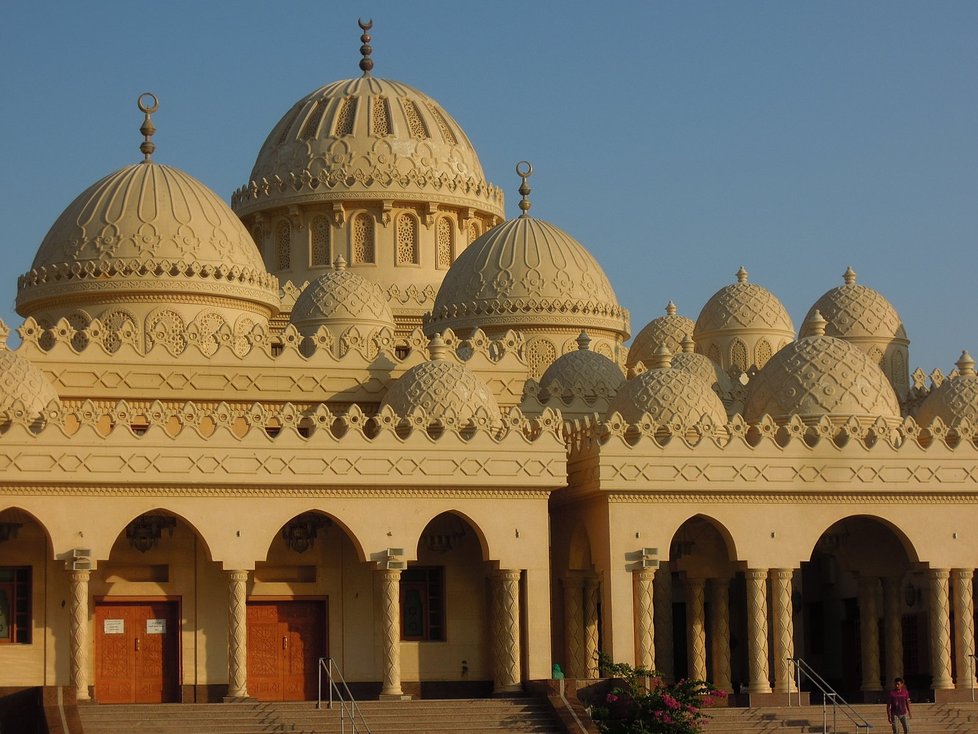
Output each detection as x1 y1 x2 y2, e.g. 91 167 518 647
589 656 727 734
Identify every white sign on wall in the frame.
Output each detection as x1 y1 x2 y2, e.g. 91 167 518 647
103 619 125 634
146 619 166 634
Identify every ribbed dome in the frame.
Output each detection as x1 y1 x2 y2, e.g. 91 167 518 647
916 351 978 428
695 267 794 338
806 268 907 341
381 335 500 428
0 350 60 424
232 76 503 218
744 313 900 424
539 332 625 401
627 302 695 369
17 162 279 317
608 355 727 428
291 257 395 335
428 216 629 337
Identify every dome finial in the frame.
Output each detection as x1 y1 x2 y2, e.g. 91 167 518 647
650 345 673 369
516 161 533 216
956 350 976 377
736 266 749 283
803 309 828 338
333 254 348 272
137 92 159 163
576 331 591 351
843 266 857 285
681 334 695 354
358 19 374 76
428 332 449 361
665 301 677 316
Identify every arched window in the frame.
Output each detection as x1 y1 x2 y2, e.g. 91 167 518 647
275 220 291 270
467 221 481 244
436 217 454 269
730 340 748 371
310 216 330 267
396 213 419 265
352 213 375 264
755 339 773 368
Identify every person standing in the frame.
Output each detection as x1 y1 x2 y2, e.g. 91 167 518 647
886 677 912 734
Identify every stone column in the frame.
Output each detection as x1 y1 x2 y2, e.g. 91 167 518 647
746 568 772 694
953 569 975 690
632 567 655 672
858 575 882 692
379 568 404 697
492 569 522 693
653 564 675 682
563 574 585 678
929 568 954 690
69 570 91 701
770 569 798 694
709 578 733 692
227 570 249 699
687 577 707 682
583 575 600 679
883 577 904 684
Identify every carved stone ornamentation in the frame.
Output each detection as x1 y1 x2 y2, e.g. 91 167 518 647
686 577 707 683
770 569 798 694
745 568 772 694
227 570 249 698
491 570 521 693
952 569 975 689
69 570 91 701
379 568 404 697
929 568 954 690
632 567 655 672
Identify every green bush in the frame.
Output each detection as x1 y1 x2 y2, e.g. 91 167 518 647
589 655 727 734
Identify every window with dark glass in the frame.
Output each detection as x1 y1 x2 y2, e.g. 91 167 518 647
0 567 31 644
400 567 444 641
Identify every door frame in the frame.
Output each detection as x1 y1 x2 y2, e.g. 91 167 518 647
93 595 182 704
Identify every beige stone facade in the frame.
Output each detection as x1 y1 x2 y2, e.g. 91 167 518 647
1 22 977 708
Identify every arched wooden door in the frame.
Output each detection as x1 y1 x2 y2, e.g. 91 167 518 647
247 599 327 701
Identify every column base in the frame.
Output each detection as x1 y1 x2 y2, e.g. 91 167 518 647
379 693 412 700
933 687 975 703
745 691 806 706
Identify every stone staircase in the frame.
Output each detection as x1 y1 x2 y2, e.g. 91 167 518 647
78 697 564 734
704 702 978 733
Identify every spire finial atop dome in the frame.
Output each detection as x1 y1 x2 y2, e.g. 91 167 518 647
666 301 677 316
428 333 449 361
803 309 828 338
137 92 159 163
650 345 673 369
516 161 533 216
956 350 976 377
333 254 348 272
576 331 591 351
681 334 695 354
358 19 374 76
736 266 749 283
843 266 857 285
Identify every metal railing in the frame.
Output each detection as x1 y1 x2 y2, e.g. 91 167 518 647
788 657 872 733
317 657 372 733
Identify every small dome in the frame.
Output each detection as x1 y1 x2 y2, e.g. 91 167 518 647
17 107 278 321
916 351 978 428
233 75 502 219
695 267 794 338
670 336 734 396
627 302 695 369
291 257 395 335
0 350 60 424
608 350 727 428
744 312 900 424
539 332 625 401
429 215 629 338
806 267 907 341
381 335 500 428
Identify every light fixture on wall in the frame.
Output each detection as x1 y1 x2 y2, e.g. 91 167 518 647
126 515 177 553
670 530 695 559
0 522 22 543
421 515 467 553
817 526 850 552
282 514 331 554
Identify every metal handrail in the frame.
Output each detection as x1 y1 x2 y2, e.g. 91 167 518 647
317 657 372 733
788 657 873 733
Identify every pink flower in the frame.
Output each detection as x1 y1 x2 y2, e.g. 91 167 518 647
606 693 619 703
662 694 680 710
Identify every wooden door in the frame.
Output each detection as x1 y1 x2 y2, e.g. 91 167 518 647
95 601 180 704
247 600 326 701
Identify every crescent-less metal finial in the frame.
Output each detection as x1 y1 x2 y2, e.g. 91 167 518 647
137 92 159 163
358 19 374 75
516 161 533 216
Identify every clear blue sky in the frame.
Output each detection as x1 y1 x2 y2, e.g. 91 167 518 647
1 1 975 372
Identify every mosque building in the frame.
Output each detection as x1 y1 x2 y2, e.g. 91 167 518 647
2 20 977 713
